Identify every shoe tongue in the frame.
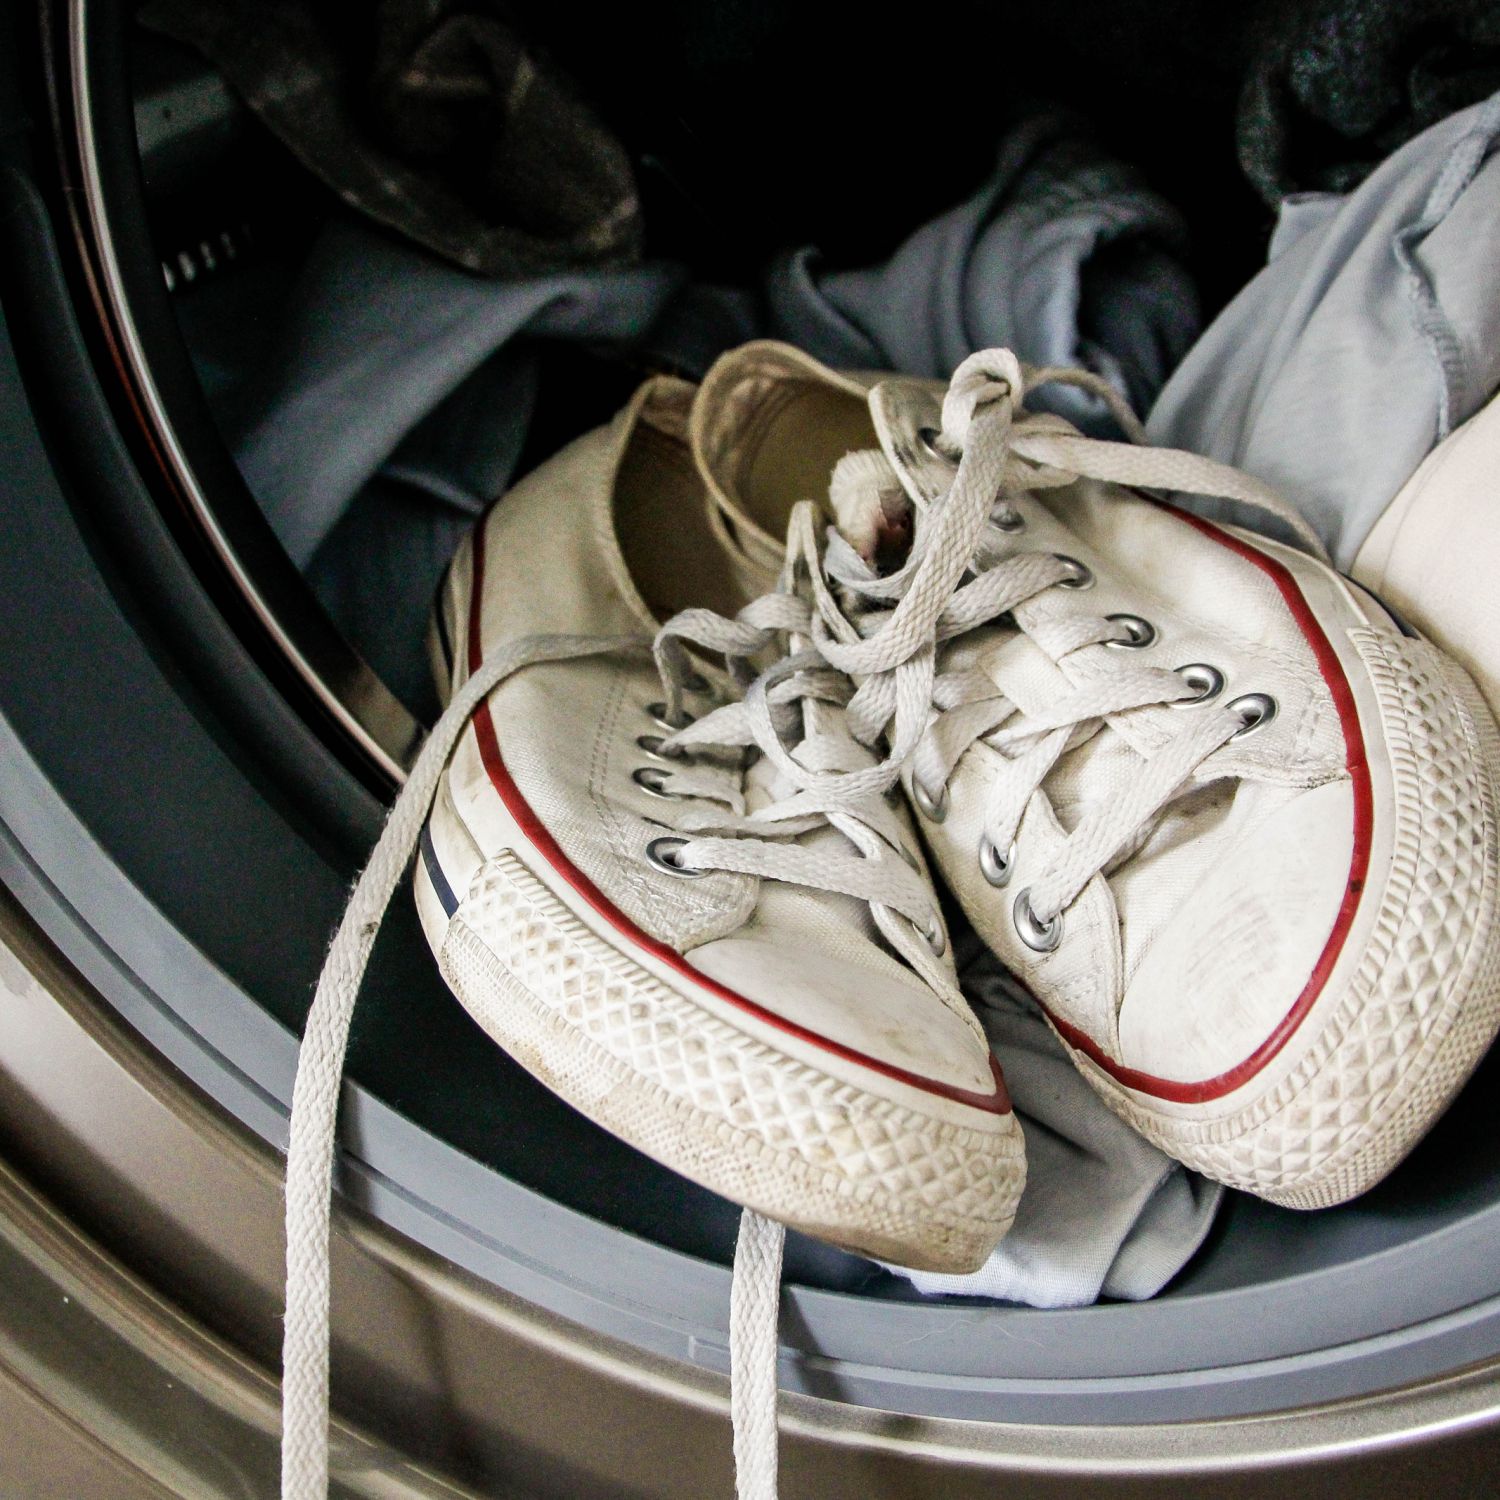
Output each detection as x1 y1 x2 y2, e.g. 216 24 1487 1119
689 341 877 590
823 376 958 569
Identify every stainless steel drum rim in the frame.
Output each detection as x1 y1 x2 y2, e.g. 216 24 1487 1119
4 906 1500 1492
64 0 419 786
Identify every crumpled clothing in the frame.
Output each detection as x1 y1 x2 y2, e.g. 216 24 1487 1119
139 0 642 277
202 118 1200 713
219 215 679 710
1239 0 1500 205
766 115 1200 436
1150 91 1500 567
226 218 681 570
889 935 1223 1309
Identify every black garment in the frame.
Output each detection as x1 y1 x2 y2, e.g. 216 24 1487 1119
139 0 642 276
1239 0 1500 205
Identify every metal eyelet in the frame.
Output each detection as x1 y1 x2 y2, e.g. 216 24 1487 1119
646 701 694 732
1171 663 1225 705
1013 889 1063 952
914 911 947 956
1227 692 1278 739
1104 613 1156 649
991 502 1026 533
978 835 1015 888
918 426 956 463
645 836 705 878
636 733 686 761
632 766 688 799
912 778 950 823
1054 555 1095 590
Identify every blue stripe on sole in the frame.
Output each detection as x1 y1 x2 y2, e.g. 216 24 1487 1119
419 819 459 918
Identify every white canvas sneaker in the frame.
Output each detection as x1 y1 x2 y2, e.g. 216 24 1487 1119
278 359 1028 1498
771 345 1500 1210
409 370 1024 1268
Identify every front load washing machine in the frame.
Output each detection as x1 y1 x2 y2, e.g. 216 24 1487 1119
2 2 1499 1494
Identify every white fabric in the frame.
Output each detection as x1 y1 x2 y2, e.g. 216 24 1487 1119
799 350 1323 947
1354 392 1500 725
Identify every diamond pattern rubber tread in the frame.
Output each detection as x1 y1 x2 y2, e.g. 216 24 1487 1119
1074 632 1500 1206
442 851 1023 1269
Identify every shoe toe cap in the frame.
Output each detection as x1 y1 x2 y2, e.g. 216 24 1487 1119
687 929 1000 1102
1116 779 1356 1087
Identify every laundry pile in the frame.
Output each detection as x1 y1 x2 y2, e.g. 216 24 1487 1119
144 7 1500 1497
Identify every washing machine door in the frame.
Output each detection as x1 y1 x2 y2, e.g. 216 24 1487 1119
2 1 1499 1496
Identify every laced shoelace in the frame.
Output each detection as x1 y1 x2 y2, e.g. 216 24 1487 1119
799 348 1330 950
280 534 960 1497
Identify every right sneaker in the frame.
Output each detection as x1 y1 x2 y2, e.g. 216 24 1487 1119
413 369 1025 1271
806 347 1500 1210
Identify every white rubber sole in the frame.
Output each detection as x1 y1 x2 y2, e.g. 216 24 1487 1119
417 771 1025 1273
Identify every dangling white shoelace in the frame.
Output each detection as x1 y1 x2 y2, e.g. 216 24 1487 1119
281 541 945 1497
730 1210 785 1500
802 349 1329 944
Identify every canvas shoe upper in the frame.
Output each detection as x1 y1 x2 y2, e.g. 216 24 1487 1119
746 343 1500 1209
410 369 1024 1270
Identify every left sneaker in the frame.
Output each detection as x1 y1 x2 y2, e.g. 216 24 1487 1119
413 367 1024 1270
279 355 1026 1500
804 346 1500 1208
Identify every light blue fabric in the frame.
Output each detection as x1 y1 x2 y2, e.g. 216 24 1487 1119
1148 92 1500 568
768 115 1200 436
229 218 686 568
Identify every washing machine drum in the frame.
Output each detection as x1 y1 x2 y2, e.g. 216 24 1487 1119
4 1 1500 1495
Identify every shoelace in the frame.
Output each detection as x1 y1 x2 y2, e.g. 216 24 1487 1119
702 354 1327 1500
280 543 954 1496
646 526 963 968
803 348 1329 947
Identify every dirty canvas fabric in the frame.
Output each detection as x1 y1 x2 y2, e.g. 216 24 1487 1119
1150 92 1500 566
139 0 643 276
886 935 1223 1309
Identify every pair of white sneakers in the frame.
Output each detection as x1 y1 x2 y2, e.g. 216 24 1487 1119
280 342 1500 1499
